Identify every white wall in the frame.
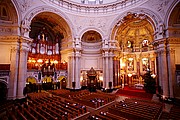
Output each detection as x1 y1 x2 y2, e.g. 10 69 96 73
81 56 102 70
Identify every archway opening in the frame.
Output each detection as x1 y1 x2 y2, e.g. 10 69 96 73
112 12 156 89
57 76 67 89
168 2 180 98
0 81 8 101
26 77 37 93
80 30 103 89
27 12 70 90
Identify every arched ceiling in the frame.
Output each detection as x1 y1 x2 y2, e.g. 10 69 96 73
81 30 102 43
168 2 180 27
29 12 71 42
114 13 154 46
0 0 18 23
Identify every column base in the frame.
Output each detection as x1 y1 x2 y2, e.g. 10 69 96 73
16 95 25 99
7 96 17 100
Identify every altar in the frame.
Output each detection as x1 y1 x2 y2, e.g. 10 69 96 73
87 67 97 92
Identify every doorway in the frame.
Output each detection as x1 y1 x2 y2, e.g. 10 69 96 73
0 81 8 101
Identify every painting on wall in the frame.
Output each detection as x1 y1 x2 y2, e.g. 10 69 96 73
142 58 149 71
127 58 134 71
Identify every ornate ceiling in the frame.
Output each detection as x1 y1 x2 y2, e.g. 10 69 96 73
29 12 71 42
115 13 154 45
81 30 102 43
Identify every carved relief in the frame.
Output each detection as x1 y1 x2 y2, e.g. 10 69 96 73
167 48 175 55
18 0 33 12
72 15 109 34
167 38 180 44
11 46 19 54
150 0 171 16
169 30 180 37
0 28 12 33
20 18 31 36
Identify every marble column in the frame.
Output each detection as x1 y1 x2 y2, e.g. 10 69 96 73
157 52 162 91
113 58 117 87
105 56 109 88
167 48 175 98
75 55 81 89
109 54 113 88
102 55 106 88
160 49 169 97
8 46 19 100
17 44 29 99
17 37 32 99
67 55 75 89
117 59 120 86
67 56 71 88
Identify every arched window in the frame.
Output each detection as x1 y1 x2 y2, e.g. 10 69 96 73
0 5 9 20
142 39 148 47
127 41 132 48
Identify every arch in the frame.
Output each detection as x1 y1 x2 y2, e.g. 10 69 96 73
57 75 67 81
0 78 8 86
0 0 19 34
81 30 102 43
79 27 105 40
57 75 67 89
26 76 38 84
22 5 74 40
0 79 8 101
42 76 53 83
164 0 180 28
109 8 163 40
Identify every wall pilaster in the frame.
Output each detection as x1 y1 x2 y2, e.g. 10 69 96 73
17 37 31 99
8 46 19 100
75 53 81 89
67 55 75 89
167 48 176 98
160 49 169 97
109 51 114 88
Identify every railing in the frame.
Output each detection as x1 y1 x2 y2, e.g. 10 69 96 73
122 45 155 52
47 0 146 13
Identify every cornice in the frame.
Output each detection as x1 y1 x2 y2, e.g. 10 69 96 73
0 36 33 43
152 38 167 46
167 37 180 44
0 36 19 43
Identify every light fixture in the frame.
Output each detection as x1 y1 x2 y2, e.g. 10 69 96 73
37 59 43 63
128 73 132 77
151 74 156 78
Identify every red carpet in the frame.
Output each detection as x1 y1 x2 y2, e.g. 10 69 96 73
116 86 153 100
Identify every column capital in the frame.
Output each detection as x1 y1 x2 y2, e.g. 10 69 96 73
19 37 32 53
152 38 167 47
167 48 175 55
157 49 167 55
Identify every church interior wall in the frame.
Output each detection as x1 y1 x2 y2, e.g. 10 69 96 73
0 0 179 99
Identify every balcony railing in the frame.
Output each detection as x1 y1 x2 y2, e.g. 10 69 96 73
47 0 146 13
122 45 155 52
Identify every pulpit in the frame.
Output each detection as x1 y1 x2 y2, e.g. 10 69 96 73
87 67 97 92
